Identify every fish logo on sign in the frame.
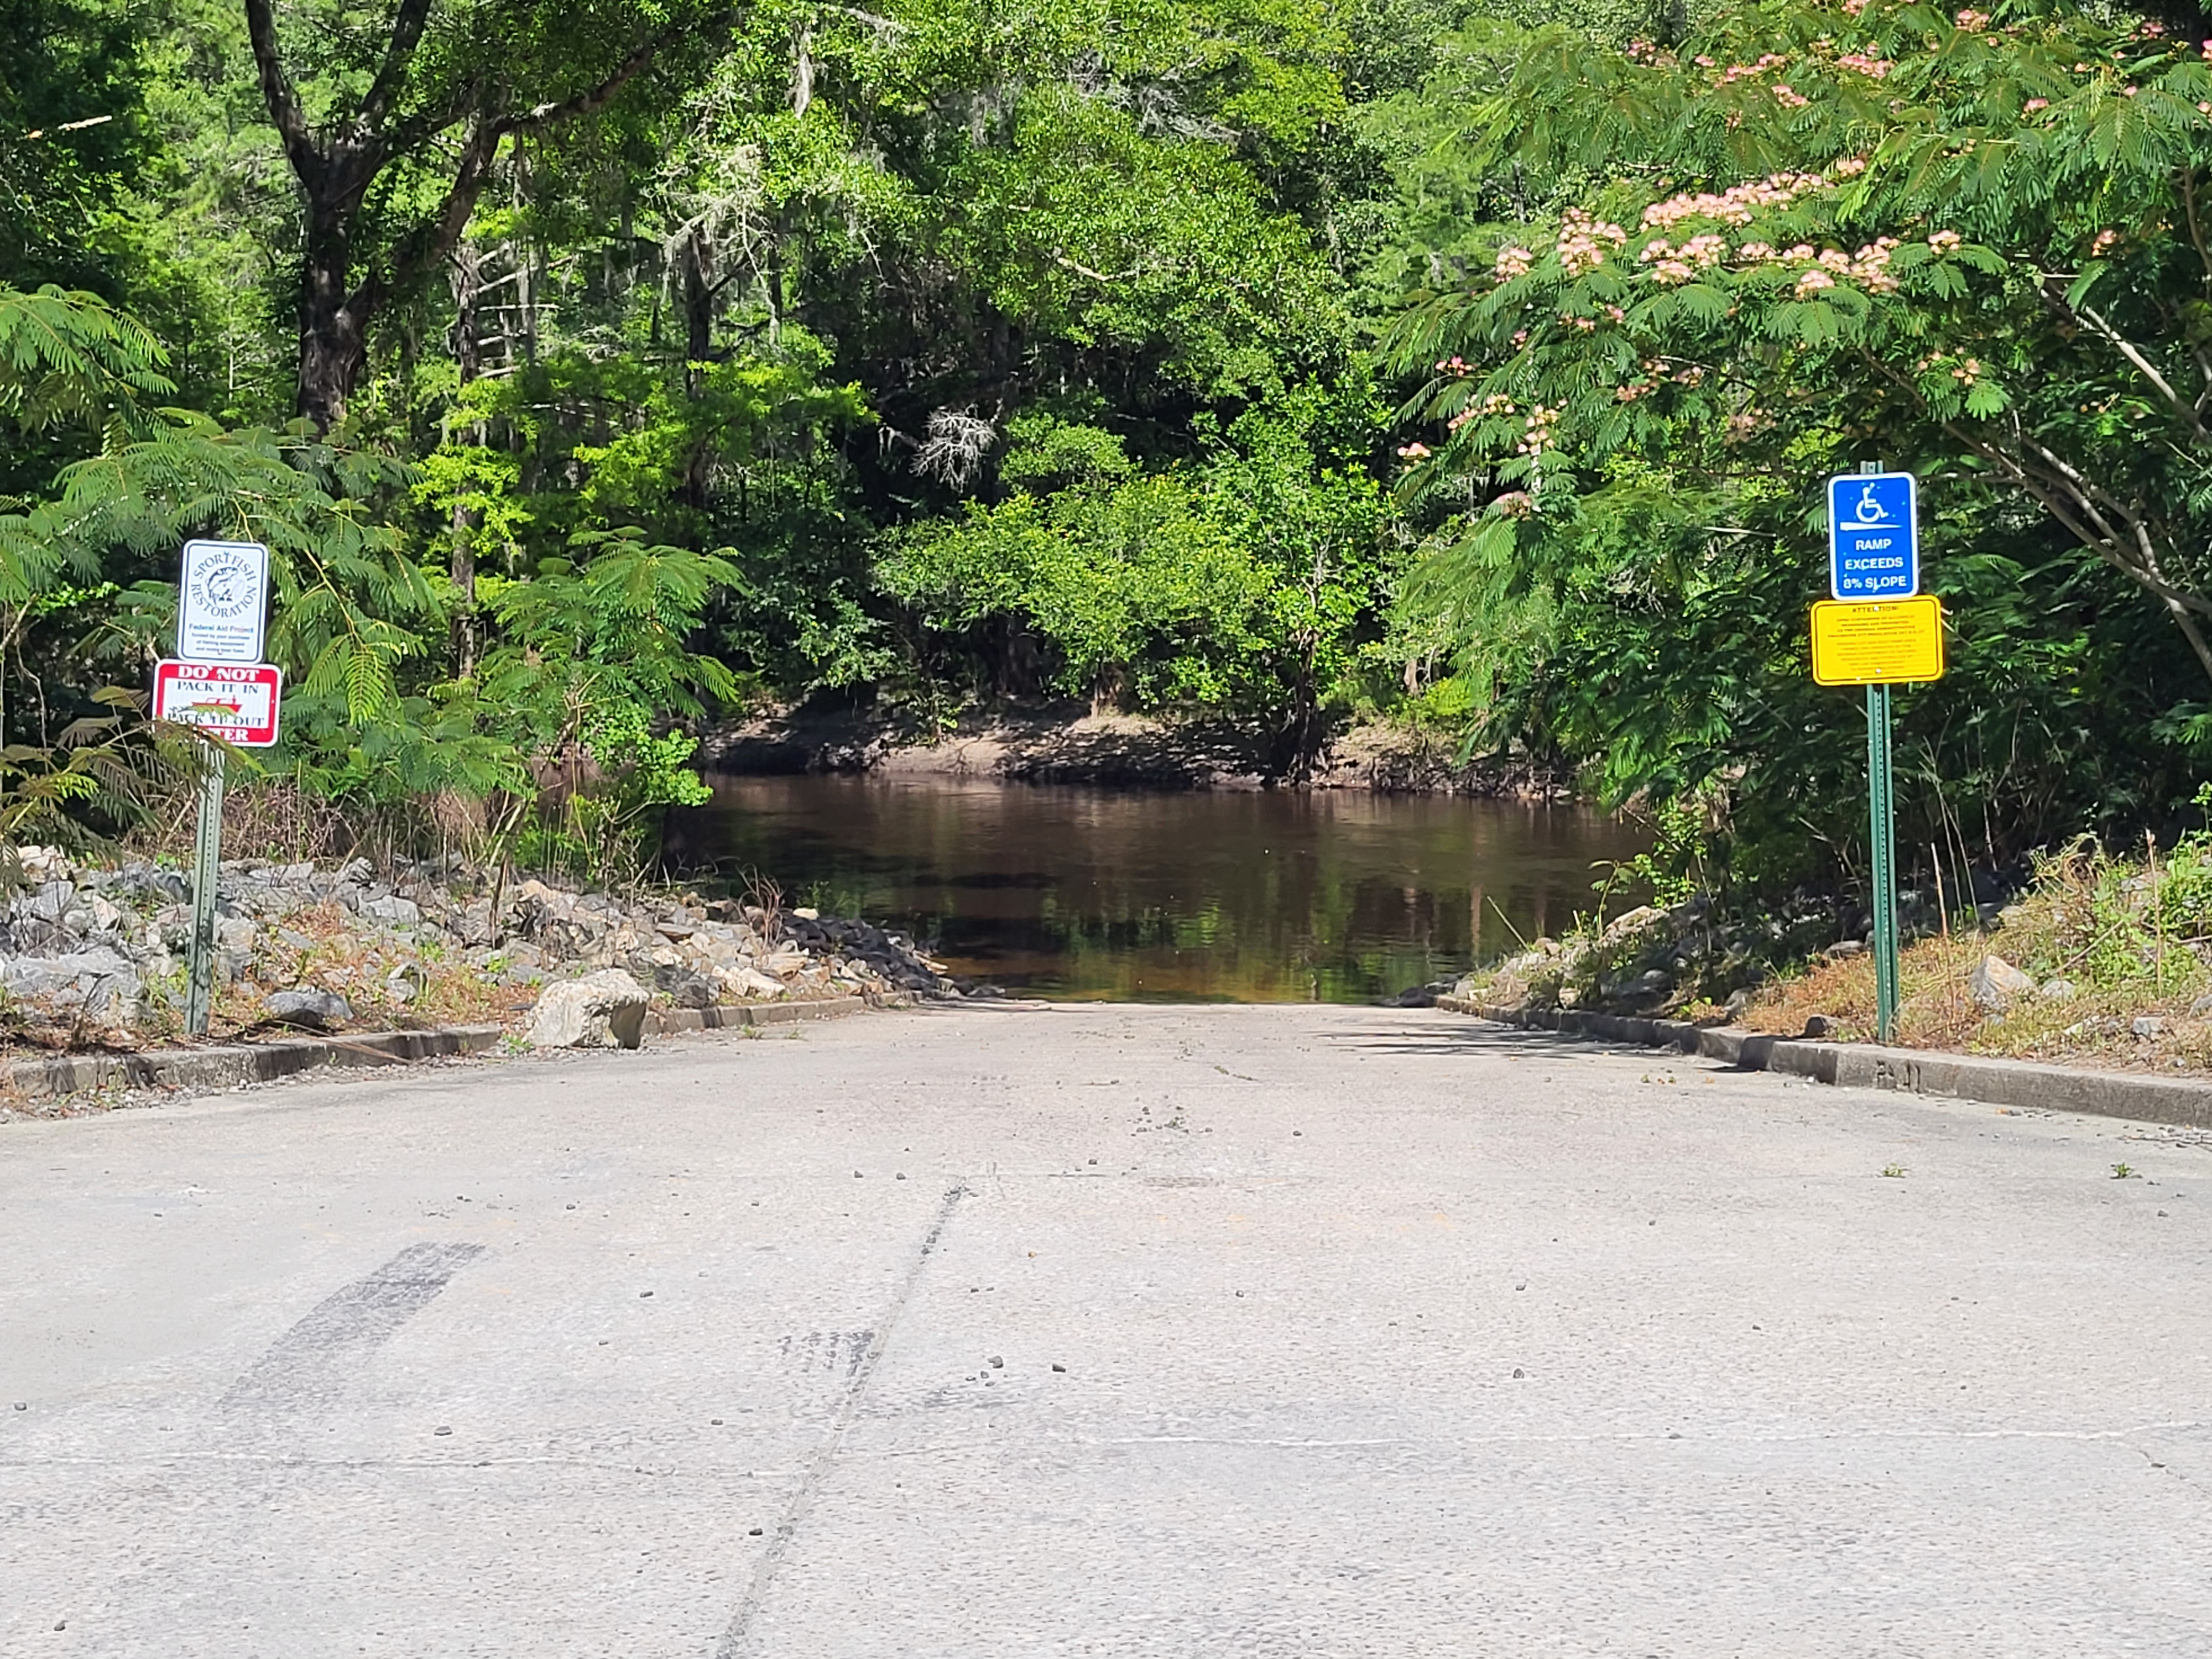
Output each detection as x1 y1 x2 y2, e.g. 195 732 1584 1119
1828 472 1918 601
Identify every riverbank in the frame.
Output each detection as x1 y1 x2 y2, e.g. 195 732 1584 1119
0 849 962 1076
1450 832 2212 1079
706 702 1569 796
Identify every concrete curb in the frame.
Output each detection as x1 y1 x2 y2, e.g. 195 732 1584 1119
646 996 871 1035
2 995 880 1104
1437 997 2212 1130
2 1025 507 1102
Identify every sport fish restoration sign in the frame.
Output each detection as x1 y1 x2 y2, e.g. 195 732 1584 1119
154 660 283 747
176 539 270 662
1827 472 1919 600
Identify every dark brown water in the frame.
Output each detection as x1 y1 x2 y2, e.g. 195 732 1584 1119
675 775 1646 1003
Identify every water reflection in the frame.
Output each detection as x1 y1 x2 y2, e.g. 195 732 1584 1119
670 775 1646 1004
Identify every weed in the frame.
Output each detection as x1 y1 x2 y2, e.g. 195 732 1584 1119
1881 1163 1907 1178
2112 1162 2137 1179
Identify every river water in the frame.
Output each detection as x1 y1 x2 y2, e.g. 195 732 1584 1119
674 775 1646 1004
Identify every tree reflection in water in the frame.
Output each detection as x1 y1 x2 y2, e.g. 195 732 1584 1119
671 776 1646 1004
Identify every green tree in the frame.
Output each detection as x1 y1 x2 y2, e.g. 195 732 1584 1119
1399 0 2212 677
242 0 715 430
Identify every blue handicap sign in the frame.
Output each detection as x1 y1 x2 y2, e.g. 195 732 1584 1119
1828 472 1918 599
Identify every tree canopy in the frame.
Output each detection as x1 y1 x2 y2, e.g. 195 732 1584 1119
3 0 2209 888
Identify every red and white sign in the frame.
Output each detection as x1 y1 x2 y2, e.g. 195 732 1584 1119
154 660 283 747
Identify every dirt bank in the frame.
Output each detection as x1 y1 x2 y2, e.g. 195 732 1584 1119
705 702 1568 796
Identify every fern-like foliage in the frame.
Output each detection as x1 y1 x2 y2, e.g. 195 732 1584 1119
0 285 172 434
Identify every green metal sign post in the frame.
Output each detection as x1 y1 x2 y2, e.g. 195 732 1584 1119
185 742 226 1036
1865 681 1898 1042
1858 458 1900 1045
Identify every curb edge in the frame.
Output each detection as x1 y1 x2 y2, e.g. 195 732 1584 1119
1435 998 2212 1130
5 995 883 1105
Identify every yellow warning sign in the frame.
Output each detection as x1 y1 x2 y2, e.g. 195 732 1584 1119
1810 596 1945 686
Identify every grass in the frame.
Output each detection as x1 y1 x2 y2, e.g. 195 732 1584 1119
209 900 519 1036
1735 834 2212 1076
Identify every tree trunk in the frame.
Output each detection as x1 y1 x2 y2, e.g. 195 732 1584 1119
448 242 484 679
681 228 713 385
678 228 716 512
296 213 372 434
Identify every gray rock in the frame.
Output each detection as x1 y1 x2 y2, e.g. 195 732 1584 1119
525 969 650 1050
1970 953 2036 1012
385 961 425 1003
359 894 421 925
214 915 258 953
2132 1016 2166 1039
1597 905 1666 946
2191 992 2212 1019
1801 1014 1835 1039
265 988 352 1031
653 963 717 1009
2039 978 2079 1001
0 947 143 1022
18 880 72 924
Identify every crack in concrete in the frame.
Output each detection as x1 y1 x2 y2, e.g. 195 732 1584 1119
713 1182 967 1659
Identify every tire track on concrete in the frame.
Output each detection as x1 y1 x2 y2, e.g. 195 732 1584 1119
715 1182 966 1659
220 1240 486 1415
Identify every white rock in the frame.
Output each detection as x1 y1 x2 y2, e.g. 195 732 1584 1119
526 969 650 1050
1970 953 2036 1011
717 963 787 1001
16 846 70 883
